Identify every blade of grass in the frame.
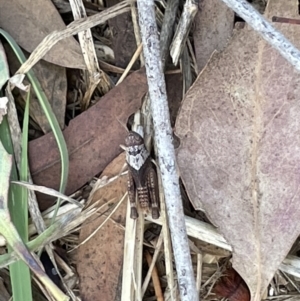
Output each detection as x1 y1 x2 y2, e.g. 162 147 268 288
0 136 68 301
0 29 69 300
0 43 33 301
7 91 33 301
0 29 69 222
0 41 9 90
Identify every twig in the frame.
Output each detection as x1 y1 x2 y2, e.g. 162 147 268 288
170 0 198 66
142 232 164 296
157 169 177 301
121 203 136 301
145 250 164 301
136 1 199 301
147 214 300 280
130 1 144 66
220 0 300 72
196 253 203 294
134 209 145 301
159 0 180 69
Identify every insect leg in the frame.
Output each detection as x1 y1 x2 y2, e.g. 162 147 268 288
127 169 138 219
147 166 160 219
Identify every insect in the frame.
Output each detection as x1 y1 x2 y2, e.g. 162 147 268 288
124 131 160 219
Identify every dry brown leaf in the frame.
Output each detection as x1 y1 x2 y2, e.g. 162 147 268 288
27 59 67 132
193 0 234 71
77 152 127 301
29 69 146 210
176 0 300 300
107 0 139 69
0 0 85 69
4 45 66 132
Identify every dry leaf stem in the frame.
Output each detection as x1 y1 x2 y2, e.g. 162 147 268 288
136 1 198 301
220 0 300 72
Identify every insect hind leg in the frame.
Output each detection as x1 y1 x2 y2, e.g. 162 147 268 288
127 170 138 219
147 166 160 219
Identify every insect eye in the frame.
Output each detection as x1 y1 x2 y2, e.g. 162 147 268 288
125 131 145 147
135 136 142 143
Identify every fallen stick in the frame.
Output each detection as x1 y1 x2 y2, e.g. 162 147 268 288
219 0 300 72
136 1 199 300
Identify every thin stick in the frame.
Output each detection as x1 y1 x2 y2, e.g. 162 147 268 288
147 214 300 279
196 253 203 294
145 250 164 301
170 0 198 66
130 1 144 66
159 0 180 69
136 1 198 301
142 232 164 296
121 201 137 301
157 169 176 301
219 0 300 72
134 207 145 301
272 16 300 25
116 43 143 85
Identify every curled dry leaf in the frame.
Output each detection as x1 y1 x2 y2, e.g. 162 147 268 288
175 0 300 300
0 0 85 69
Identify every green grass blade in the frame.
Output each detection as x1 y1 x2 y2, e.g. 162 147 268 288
0 114 33 301
10 91 32 301
0 125 69 301
0 41 9 90
0 29 69 221
0 47 32 300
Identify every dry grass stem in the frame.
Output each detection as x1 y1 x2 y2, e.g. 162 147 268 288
116 43 143 85
196 253 203 294
121 202 137 301
69 0 103 110
71 192 127 250
11 181 83 208
130 1 144 65
16 2 130 76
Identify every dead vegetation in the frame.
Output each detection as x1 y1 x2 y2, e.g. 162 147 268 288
1 0 300 301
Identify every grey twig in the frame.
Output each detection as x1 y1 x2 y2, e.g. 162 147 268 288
170 0 198 66
159 0 180 69
220 0 300 72
137 1 199 300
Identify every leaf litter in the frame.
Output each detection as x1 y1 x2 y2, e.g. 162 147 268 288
0 0 85 69
176 0 300 300
1 0 300 301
